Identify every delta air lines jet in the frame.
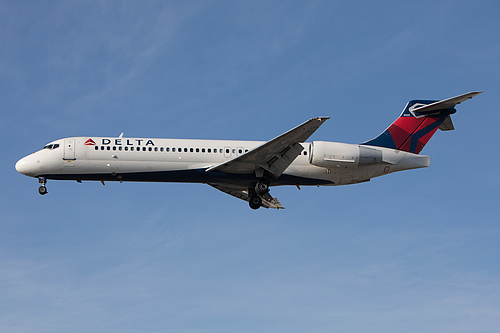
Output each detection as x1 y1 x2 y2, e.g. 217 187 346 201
16 92 481 210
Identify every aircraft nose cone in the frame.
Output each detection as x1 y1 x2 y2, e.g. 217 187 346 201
15 157 27 174
15 156 36 177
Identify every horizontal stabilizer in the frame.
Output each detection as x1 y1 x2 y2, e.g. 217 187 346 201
410 91 483 118
439 115 455 131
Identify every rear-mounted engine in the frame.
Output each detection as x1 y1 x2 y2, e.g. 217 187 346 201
309 141 382 168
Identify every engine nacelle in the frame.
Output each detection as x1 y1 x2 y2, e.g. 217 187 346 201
309 141 382 168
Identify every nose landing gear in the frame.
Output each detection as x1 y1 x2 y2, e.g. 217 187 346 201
38 177 48 195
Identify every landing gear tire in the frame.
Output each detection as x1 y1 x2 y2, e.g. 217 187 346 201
38 185 48 195
249 196 262 210
255 181 269 195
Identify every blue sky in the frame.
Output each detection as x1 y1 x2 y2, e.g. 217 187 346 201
1 1 499 332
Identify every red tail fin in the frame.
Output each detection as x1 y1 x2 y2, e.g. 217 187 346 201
363 92 482 154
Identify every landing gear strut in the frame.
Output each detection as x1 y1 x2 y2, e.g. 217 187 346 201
38 177 48 195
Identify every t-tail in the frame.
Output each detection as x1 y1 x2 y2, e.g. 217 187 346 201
363 92 482 154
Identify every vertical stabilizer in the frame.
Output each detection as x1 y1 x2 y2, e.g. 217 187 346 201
362 92 482 154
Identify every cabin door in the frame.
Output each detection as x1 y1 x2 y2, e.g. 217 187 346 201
63 139 76 160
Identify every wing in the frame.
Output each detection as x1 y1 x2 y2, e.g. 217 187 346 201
208 184 285 209
206 117 330 179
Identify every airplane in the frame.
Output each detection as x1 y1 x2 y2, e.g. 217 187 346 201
15 92 481 210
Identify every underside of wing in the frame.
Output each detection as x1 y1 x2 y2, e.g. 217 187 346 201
208 184 285 210
206 117 329 180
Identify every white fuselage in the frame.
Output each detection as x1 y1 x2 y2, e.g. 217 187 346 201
15 136 430 187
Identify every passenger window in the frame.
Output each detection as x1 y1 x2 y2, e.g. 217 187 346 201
304 151 307 155
119 146 122 151
143 147 147 151
196 148 199 153
166 147 170 152
131 147 134 151
172 148 176 152
95 146 99 150
101 146 105 150
207 148 210 153
238 149 242 154
184 148 188 152
125 147 128 151
202 148 206 153
160 147 163 152
107 146 111 151
226 149 229 154
113 146 116 151
190 148 193 152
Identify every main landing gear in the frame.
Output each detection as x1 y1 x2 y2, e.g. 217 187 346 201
38 177 48 195
248 180 270 210
254 181 269 196
249 196 262 210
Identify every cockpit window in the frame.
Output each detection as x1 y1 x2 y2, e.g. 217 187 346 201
42 144 60 150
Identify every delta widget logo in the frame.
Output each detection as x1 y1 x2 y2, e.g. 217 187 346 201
84 138 96 146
